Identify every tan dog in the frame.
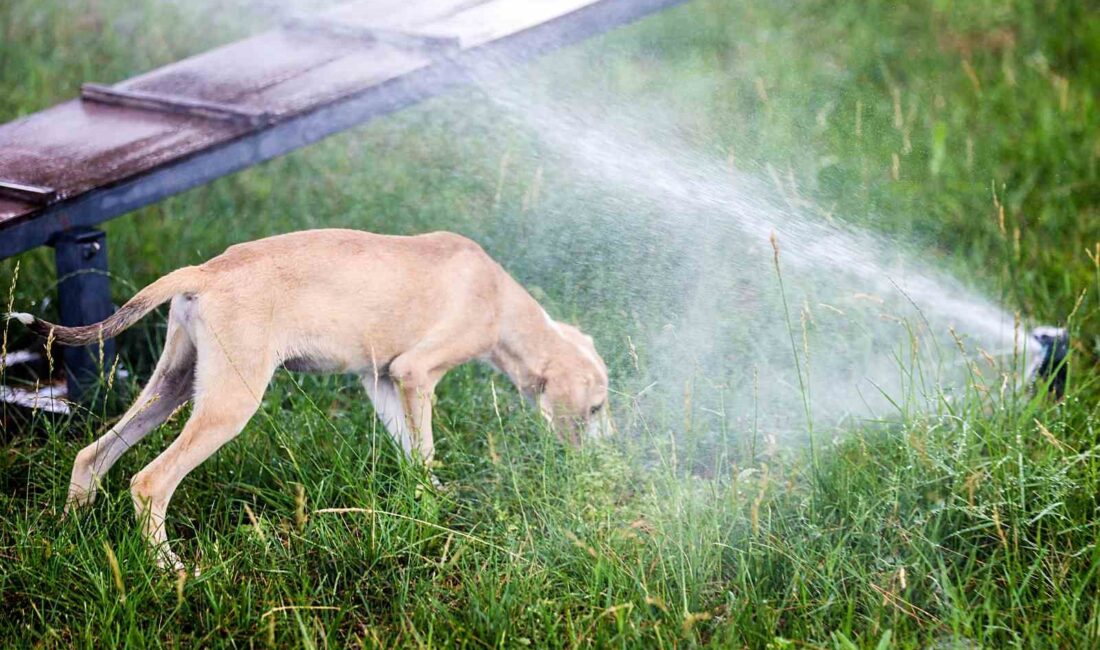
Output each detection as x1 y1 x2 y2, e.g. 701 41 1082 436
11 229 609 570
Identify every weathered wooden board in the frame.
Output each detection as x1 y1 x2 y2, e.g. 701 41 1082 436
0 0 688 257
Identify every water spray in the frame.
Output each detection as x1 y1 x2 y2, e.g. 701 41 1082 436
461 72 1077 433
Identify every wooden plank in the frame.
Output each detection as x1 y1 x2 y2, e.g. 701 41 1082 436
0 30 430 227
418 0 597 47
115 29 430 116
0 100 247 224
320 0 484 32
0 103 240 223
0 180 56 205
284 16 462 54
0 0 690 257
0 197 33 218
81 83 273 126
309 0 596 51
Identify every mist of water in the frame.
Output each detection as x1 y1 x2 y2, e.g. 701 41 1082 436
465 77 1025 445
139 0 1030 447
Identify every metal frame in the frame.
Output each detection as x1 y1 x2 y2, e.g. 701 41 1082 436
53 228 115 402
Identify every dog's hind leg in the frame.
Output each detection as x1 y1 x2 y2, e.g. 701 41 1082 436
66 315 196 513
129 337 274 571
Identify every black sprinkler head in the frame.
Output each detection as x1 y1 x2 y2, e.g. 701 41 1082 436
1027 326 1069 400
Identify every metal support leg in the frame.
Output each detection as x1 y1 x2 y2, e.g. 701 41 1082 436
52 228 115 401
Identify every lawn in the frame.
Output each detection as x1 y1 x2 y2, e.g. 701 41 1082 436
1 0 1099 647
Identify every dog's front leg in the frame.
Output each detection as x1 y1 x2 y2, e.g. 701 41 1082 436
398 381 435 467
407 388 444 491
387 358 440 468
362 364 439 480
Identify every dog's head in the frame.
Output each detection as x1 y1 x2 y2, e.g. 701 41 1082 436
538 321 610 445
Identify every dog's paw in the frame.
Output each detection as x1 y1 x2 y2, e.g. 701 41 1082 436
155 548 187 574
414 475 449 502
62 488 97 517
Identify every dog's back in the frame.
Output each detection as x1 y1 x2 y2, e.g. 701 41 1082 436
189 229 503 371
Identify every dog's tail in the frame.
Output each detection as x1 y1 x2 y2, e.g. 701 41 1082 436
7 266 206 346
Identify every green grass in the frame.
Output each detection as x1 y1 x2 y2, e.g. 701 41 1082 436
2 0 1099 647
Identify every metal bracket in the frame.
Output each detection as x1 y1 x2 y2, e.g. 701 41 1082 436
52 227 116 403
284 16 461 55
0 180 56 205
81 83 273 127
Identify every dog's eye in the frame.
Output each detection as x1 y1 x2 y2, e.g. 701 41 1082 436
590 403 603 415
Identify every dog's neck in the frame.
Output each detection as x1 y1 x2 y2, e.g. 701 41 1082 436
488 281 568 397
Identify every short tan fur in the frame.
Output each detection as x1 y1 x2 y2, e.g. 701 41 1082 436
14 229 609 570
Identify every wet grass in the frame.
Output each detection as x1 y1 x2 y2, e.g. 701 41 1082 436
2 0 1099 647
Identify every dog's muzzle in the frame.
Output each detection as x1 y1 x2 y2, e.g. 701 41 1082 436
584 407 612 440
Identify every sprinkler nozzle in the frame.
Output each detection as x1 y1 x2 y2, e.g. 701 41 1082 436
1027 326 1069 400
